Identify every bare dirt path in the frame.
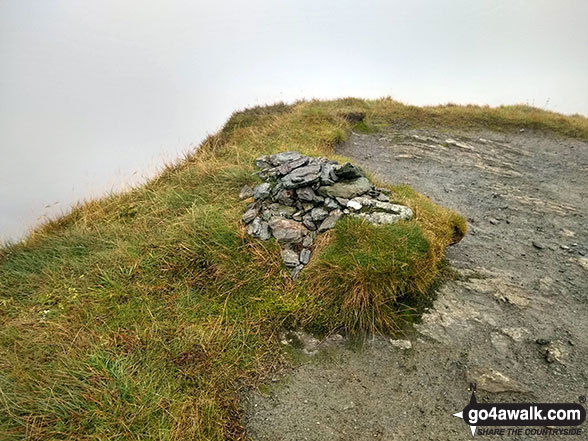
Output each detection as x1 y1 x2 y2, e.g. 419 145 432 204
244 128 588 440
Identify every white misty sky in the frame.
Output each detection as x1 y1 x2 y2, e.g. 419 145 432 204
1 0 587 240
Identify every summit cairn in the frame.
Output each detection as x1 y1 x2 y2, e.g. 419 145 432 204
240 151 413 279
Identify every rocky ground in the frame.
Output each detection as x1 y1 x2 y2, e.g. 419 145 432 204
243 127 588 440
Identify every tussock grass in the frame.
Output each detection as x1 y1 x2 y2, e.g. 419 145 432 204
0 98 583 440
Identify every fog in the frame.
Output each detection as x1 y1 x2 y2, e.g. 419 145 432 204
1 0 587 241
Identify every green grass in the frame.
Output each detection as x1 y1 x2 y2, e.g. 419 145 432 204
1 98 585 440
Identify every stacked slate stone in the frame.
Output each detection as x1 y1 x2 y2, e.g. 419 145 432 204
240 151 413 280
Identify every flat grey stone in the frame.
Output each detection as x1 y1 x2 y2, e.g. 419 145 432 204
310 207 329 222
268 151 303 166
300 248 311 264
296 187 317 202
318 209 343 232
376 193 390 202
324 197 339 210
270 182 284 197
268 217 307 243
258 221 271 240
302 214 317 231
253 182 271 200
319 177 371 199
351 211 411 225
281 248 300 268
282 163 322 189
277 156 309 175
350 197 413 219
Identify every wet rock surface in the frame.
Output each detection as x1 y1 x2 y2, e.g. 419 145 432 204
244 129 588 440
241 152 413 279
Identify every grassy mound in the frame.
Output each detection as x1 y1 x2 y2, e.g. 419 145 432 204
1 98 585 440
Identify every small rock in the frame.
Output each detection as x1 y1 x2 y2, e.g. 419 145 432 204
297 203 311 213
318 177 372 199
535 338 550 345
281 248 300 268
334 162 364 179
560 228 576 238
247 217 262 237
350 196 413 217
253 183 271 200
292 211 304 222
268 203 297 218
310 207 329 222
501 327 528 342
467 367 530 393
544 343 567 364
532 241 545 250
261 209 272 221
269 151 303 166
376 193 390 202
342 401 355 411
275 189 296 206
268 217 308 243
324 197 339 210
242 203 259 224
300 248 311 264
318 209 343 232
319 162 338 186
572 257 588 270
281 164 322 189
492 332 513 354
302 214 317 231
296 187 317 202
258 221 271 240
351 210 412 225
488 217 499 225
290 264 304 281
277 156 309 175
389 339 412 350
335 197 349 207
238 185 254 200
347 199 362 211
302 233 315 248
